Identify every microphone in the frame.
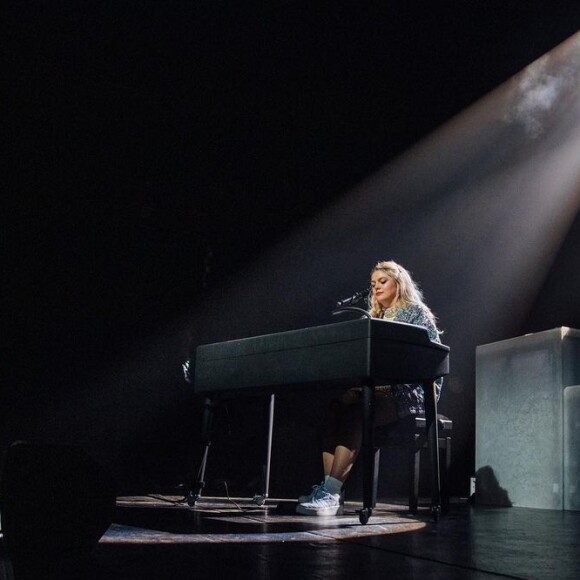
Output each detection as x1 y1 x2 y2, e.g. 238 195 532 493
336 287 370 308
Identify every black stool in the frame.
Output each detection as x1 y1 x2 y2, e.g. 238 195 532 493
373 414 453 513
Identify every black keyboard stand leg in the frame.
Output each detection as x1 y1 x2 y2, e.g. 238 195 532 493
424 381 441 520
187 397 216 506
359 384 375 524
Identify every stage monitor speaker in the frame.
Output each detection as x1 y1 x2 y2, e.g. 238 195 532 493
0 441 116 563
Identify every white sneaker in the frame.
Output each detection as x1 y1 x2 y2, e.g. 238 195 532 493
297 482 324 504
296 488 343 516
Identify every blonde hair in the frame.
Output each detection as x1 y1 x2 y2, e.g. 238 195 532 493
368 260 436 322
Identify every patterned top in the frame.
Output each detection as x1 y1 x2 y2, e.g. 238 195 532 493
376 302 443 418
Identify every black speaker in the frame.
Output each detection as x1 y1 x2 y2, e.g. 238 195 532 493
0 442 116 563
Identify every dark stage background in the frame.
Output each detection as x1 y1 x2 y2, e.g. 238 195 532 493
4 2 580 499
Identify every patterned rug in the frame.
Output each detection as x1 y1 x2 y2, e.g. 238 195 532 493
101 496 427 544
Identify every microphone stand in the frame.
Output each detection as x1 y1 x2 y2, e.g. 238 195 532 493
332 306 371 319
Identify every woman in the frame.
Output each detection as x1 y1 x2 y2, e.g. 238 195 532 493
296 260 442 516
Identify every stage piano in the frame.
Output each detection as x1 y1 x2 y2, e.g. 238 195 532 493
189 317 450 523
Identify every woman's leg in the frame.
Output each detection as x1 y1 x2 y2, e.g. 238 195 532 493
297 389 399 515
324 389 399 485
320 390 358 480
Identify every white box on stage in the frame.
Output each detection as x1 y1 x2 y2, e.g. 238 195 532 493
564 385 580 510
475 327 580 510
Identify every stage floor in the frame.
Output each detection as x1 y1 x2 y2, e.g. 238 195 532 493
2 495 580 579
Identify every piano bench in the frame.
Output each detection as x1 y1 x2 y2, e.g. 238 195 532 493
372 414 453 514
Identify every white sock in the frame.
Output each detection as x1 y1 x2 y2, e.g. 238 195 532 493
324 476 342 495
